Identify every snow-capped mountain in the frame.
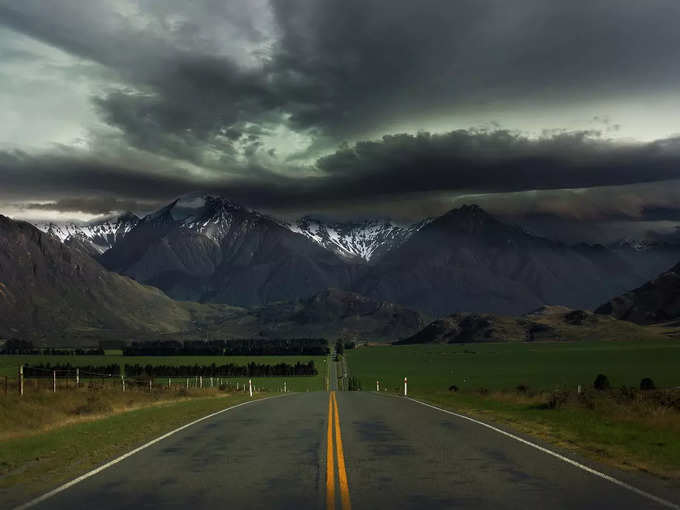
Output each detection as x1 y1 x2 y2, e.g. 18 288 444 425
36 212 139 255
286 217 431 262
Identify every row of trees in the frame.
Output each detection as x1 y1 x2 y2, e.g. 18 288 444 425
122 339 329 356
23 363 121 377
1 339 105 355
124 361 317 377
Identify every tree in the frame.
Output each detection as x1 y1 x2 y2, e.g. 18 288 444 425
593 373 610 391
640 377 656 391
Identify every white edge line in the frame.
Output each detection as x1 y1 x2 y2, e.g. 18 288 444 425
13 395 284 510
405 397 680 510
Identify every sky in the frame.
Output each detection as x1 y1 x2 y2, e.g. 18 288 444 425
2 0 680 242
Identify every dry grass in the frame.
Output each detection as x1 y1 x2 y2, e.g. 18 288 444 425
0 382 243 440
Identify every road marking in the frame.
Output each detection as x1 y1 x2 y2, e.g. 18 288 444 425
14 395 286 510
326 391 336 510
332 392 352 510
406 397 680 510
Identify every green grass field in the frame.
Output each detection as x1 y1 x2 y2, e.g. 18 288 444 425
347 339 680 393
346 340 680 478
0 354 327 393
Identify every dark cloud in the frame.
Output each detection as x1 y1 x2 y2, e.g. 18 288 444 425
3 130 680 223
25 197 157 216
2 0 680 239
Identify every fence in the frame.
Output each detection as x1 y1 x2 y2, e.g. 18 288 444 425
3 366 293 397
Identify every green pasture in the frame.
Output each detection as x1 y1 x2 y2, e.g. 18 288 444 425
346 340 680 393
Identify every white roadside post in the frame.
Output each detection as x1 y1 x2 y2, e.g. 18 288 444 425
168 378 171 389
284 381 287 393
249 379 253 397
149 379 152 392
577 384 582 394
19 365 24 396
121 375 126 392
76 368 80 387
53 370 56 393
210 377 213 387
404 377 408 397
376 380 379 392
186 378 189 389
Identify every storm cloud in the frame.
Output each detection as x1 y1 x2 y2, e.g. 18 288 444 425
2 1 680 238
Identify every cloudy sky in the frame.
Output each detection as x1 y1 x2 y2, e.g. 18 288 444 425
2 0 680 242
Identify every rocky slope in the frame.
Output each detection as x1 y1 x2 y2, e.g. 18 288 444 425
595 262 680 324
355 205 653 315
398 306 664 344
286 217 429 262
0 215 193 342
37 213 139 256
99 194 356 306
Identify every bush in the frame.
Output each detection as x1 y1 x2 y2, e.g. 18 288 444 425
593 374 610 391
546 390 570 409
516 384 529 394
448 385 459 392
640 377 656 391
478 387 489 395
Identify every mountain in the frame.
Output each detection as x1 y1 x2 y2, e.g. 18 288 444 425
355 205 653 315
99 194 356 306
0 215 196 343
595 262 680 324
174 288 427 342
286 217 429 262
398 306 664 344
36 212 139 256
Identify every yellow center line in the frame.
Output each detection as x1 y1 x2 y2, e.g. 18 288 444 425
326 391 335 510
332 391 352 510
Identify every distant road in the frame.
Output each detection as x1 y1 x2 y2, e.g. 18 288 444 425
19 390 680 509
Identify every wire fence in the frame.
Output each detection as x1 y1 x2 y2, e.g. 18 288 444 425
2 366 293 397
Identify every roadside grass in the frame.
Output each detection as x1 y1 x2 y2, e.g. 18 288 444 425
346 341 680 479
0 391 264 508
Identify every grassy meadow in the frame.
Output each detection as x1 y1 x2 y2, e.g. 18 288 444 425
346 340 680 479
346 340 680 392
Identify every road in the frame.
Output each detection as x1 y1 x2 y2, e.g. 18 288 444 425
19 384 680 509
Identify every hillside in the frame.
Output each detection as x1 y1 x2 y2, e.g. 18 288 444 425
99 194 356 306
0 215 194 343
596 262 680 324
397 306 665 344
164 289 427 342
356 205 652 315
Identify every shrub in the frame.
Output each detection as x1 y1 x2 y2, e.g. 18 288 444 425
478 387 489 395
593 374 610 391
448 385 459 392
546 390 570 409
516 384 529 394
640 377 656 391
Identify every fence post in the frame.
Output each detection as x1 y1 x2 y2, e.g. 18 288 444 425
284 381 287 393
249 379 253 397
404 377 407 397
19 365 24 396
76 368 80 388
52 370 56 393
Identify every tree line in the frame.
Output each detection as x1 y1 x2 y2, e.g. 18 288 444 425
1 339 104 355
124 361 317 377
122 338 329 356
22 363 121 377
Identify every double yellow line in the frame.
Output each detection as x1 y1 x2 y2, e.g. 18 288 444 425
326 391 351 510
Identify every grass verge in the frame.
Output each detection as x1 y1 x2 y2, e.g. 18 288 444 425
408 388 680 480
0 391 264 508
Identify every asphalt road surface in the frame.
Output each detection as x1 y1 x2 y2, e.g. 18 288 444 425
19 384 680 509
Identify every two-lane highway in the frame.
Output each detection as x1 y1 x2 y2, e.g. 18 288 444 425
19 390 680 510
